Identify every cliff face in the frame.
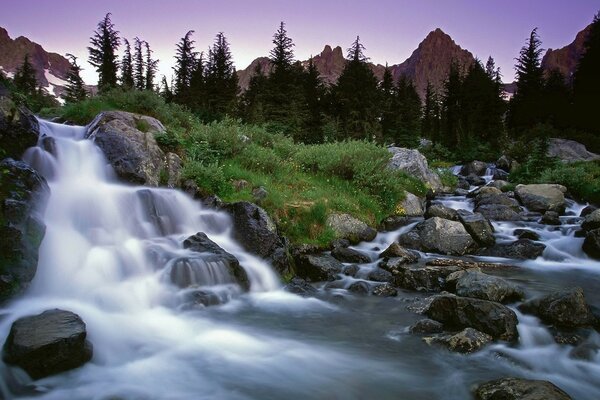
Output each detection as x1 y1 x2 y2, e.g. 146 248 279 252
541 24 591 80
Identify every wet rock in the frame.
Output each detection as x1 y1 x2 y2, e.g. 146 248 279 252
379 216 413 232
520 287 596 329
541 211 561 225
409 319 444 334
0 158 49 302
458 211 495 247
379 242 420 264
396 192 425 217
426 258 519 270
474 377 572 400
0 97 39 159
86 111 166 186
387 147 443 192
326 213 377 244
488 180 510 190
496 155 516 172
580 205 597 218
474 192 520 209
450 270 524 303
422 294 519 341
461 161 488 176
582 229 600 259
581 209 600 231
380 261 469 292
367 268 393 283
348 280 370 295
466 174 486 186
372 283 397 297
468 186 501 198
40 136 57 156
478 239 545 260
398 217 478 256
182 289 227 307
515 184 567 214
492 169 509 181
331 238 351 249
2 309 93 379
457 177 470 190
426 328 492 353
424 204 459 221
474 204 523 221
342 264 360 277
514 228 540 241
295 254 344 282
331 247 370 264
454 188 470 196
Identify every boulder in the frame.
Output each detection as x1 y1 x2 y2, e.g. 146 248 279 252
398 217 478 256
458 211 495 247
0 158 49 301
466 174 486 186
514 228 540 241
164 152 182 188
581 209 600 231
86 111 167 186
515 184 567 214
379 242 420 264
520 287 596 329
182 232 249 290
371 283 398 297
474 204 523 221
460 161 488 176
583 229 600 259
580 205 597 218
488 180 510 190
0 97 39 159
380 260 471 292
495 155 516 172
540 211 561 225
348 280 370 295
284 277 318 296
387 147 443 192
492 169 509 181
478 239 545 260
295 254 344 282
475 192 520 209
396 192 425 217
409 319 444 334
2 309 93 379
422 294 519 341
330 247 370 264
367 268 393 283
326 213 377 244
457 177 470 190
424 204 459 221
454 188 470 196
450 270 524 303
475 378 572 400
425 328 492 353
547 137 600 163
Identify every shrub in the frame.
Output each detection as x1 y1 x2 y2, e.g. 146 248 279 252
181 161 232 197
536 161 600 204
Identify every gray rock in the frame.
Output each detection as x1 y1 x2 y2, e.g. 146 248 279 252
514 228 540 241
475 377 572 400
496 155 516 172
2 309 93 379
478 239 545 260
348 280 370 295
460 161 488 176
165 152 182 188
475 192 520 209
422 294 519 341
252 186 268 203
295 254 344 282
458 211 495 247
457 177 470 190
331 247 370 264
367 268 393 283
583 229 600 259
426 328 492 353
284 277 318 296
452 270 524 303
409 319 444 334
488 180 510 190
379 216 413 232
326 213 377 244
454 188 470 196
387 147 443 192
474 204 523 221
580 205 597 218
380 261 470 292
372 283 397 297
541 211 561 225
582 209 600 231
424 204 459 221
0 97 39 159
492 169 509 181
397 192 425 217
547 137 600 163
398 217 478 256
379 242 420 264
515 184 567 214
466 174 486 186
520 287 596 328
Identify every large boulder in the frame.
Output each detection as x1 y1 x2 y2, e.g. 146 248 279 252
396 192 425 217
449 270 524 303
425 328 492 353
331 246 370 264
474 204 523 221
379 242 420 264
284 277 318 296
547 138 600 163
495 155 517 172
380 261 470 292
458 211 495 247
581 209 600 231
2 309 93 379
326 213 377 244
0 158 49 301
460 161 488 176
422 294 519 341
0 97 39 159
475 378 572 400
583 229 600 259
478 239 545 260
398 217 478 256
424 204 459 221
387 147 443 192
86 111 166 186
295 254 344 282
515 184 567 214
519 287 596 329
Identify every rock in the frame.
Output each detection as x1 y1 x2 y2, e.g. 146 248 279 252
342 264 360 277
295 254 344 282
86 111 167 186
460 161 488 176
424 204 459 221
379 242 420 263
422 294 519 341
474 377 572 400
182 232 249 290
454 188 470 196
387 147 443 192
409 319 444 334
284 277 318 296
475 192 520 209
233 179 249 192
514 229 540 241
466 174 486 186
0 158 49 301
520 287 596 329
372 283 397 297
252 186 268 203
515 184 567 214
580 205 597 218
581 209 600 231
2 309 93 379
583 229 600 259
330 247 370 264
348 280 370 295
164 152 182 188
474 204 523 221
398 217 478 256
458 211 495 247
488 180 510 190
396 192 425 217
182 289 225 308
367 268 393 283
492 169 509 181
547 137 600 163
379 216 413 231
452 270 524 303
468 186 501 198
541 211 561 225
426 328 492 353
496 155 516 172
331 238 351 249
223 201 292 275
457 177 470 190
326 213 377 244
0 98 39 159
478 239 545 260
426 258 520 270
380 260 470 292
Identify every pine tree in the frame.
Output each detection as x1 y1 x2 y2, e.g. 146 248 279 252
133 37 145 90
204 32 238 119
441 61 464 149
159 75 173 102
543 69 571 128
88 13 120 91
395 75 421 148
422 81 440 141
269 22 295 72
573 12 600 133
241 63 268 124
120 38 134 88
379 64 396 143
173 30 198 103
62 54 87 103
13 54 38 97
301 58 326 143
145 41 159 91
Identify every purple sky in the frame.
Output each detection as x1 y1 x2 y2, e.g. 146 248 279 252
2 0 599 84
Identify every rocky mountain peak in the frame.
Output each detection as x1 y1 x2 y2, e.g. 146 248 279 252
542 24 591 81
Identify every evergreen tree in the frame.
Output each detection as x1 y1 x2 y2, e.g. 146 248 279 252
13 54 38 97
441 61 464 149
204 32 239 119
379 64 396 143
188 52 205 113
269 22 295 72
395 75 421 148
159 75 173 102
120 38 134 88
573 12 600 133
241 63 268 124
300 58 326 143
422 81 441 141
88 13 120 91
145 41 159 91
62 54 87 103
173 30 198 102
133 37 145 90
543 69 571 128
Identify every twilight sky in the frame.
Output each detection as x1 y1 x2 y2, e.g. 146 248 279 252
2 0 599 84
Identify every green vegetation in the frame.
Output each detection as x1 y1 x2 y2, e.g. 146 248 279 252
536 161 600 204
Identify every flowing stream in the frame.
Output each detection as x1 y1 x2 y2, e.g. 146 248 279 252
0 121 599 399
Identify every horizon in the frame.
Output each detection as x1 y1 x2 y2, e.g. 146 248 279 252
2 1 599 84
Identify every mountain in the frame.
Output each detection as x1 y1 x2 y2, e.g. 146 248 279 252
0 26 70 99
237 28 475 99
541 24 591 80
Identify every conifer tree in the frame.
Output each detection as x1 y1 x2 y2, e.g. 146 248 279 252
300 58 326 143
573 12 600 133
204 32 239 119
395 75 421 148
441 61 464 149
188 52 205 113
159 75 173 102
62 54 87 103
13 54 38 97
269 22 295 72
173 30 198 102
133 37 145 90
145 41 159 91
543 69 571 128
88 13 120 91
379 64 396 143
241 63 268 124
422 81 440 141
120 38 134 88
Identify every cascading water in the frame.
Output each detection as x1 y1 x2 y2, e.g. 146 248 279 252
1 122 600 399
